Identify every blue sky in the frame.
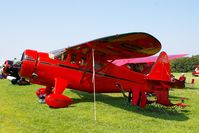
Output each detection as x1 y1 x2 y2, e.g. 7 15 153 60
0 0 199 64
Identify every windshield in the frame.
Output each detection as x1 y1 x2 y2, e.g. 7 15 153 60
48 48 67 60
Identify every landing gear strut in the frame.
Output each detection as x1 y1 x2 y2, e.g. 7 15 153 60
116 83 132 105
45 78 73 108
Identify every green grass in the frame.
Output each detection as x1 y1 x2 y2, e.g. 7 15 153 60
0 73 199 133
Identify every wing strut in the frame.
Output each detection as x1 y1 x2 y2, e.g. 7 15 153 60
92 48 97 121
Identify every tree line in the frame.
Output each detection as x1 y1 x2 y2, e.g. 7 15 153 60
170 55 199 72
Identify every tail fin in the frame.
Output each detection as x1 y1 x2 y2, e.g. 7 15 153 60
147 51 171 81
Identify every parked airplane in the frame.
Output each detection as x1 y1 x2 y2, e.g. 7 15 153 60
3 60 30 85
19 32 186 108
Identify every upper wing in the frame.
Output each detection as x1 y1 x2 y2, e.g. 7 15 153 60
112 54 188 66
65 32 161 60
49 32 161 60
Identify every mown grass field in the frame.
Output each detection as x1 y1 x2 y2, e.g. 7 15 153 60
0 73 199 133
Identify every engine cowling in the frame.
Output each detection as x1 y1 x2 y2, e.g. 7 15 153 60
19 49 38 79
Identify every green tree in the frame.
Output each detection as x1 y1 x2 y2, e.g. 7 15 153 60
170 55 199 72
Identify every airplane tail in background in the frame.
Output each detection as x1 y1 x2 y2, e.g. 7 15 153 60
147 51 171 82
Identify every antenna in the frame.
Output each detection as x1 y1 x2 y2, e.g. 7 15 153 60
92 48 97 121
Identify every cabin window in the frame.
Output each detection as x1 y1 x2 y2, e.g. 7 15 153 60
70 54 77 64
95 61 104 70
78 56 87 66
127 63 151 74
55 52 68 61
62 52 68 61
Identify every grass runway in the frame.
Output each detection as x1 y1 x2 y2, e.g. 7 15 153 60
0 73 199 133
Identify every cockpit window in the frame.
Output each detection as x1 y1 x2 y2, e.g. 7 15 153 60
49 48 68 61
49 48 89 66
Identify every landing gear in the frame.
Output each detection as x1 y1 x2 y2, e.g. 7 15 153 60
128 90 132 105
116 83 153 108
11 79 18 85
116 83 131 105
45 78 73 108
46 94 73 108
36 78 73 108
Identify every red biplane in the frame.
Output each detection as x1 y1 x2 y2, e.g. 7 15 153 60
19 32 185 108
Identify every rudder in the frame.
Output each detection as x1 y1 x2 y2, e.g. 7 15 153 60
147 51 171 82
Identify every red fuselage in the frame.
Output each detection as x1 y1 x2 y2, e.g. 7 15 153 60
19 49 176 108
20 49 149 93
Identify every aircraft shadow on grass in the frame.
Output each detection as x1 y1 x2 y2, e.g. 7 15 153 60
184 86 198 90
70 90 189 121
